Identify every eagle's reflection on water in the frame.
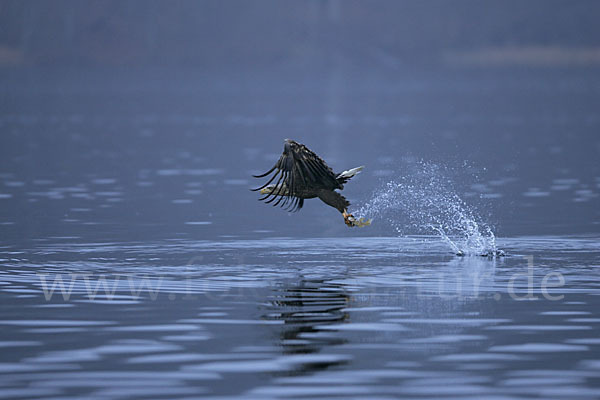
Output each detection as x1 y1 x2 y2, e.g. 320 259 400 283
265 279 350 373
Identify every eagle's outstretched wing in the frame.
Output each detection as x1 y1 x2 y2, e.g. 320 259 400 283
252 139 339 212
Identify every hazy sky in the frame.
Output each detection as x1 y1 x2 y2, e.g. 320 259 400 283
1 0 599 68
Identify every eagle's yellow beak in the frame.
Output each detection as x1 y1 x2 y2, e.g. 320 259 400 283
260 188 270 195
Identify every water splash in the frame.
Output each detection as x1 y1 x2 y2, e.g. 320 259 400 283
357 162 503 257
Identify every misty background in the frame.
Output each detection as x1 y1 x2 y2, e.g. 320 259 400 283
1 0 599 242
1 0 600 69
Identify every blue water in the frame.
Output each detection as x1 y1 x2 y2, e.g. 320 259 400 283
1 69 600 398
1 236 600 398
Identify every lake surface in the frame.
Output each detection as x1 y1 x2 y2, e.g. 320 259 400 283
1 236 600 399
1 68 599 398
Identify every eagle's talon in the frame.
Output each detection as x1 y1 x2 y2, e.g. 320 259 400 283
343 211 372 227
343 211 354 227
344 211 364 227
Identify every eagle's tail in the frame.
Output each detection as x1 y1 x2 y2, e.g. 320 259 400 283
336 166 364 184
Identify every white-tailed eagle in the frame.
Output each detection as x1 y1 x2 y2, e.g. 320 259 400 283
252 139 370 227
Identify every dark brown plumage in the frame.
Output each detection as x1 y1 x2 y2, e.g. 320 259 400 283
252 139 369 227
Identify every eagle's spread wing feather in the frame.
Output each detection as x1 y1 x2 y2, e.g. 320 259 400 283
252 140 339 212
